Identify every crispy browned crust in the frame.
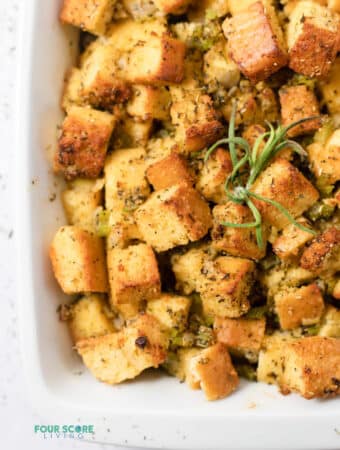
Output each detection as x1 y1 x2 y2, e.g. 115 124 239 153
214 317 266 352
274 284 325 330
288 22 339 78
279 85 321 137
164 184 213 241
55 109 115 180
185 120 224 153
300 227 340 273
223 1 288 83
280 336 340 399
82 77 131 109
251 158 319 228
146 152 194 190
211 202 267 260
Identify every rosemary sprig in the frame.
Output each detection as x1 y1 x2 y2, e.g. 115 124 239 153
205 102 318 249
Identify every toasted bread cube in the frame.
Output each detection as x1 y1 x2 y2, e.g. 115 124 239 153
287 1 340 78
107 243 161 309
146 294 192 330
127 85 171 121
170 87 224 152
61 68 84 112
135 183 212 252
214 317 266 361
300 227 340 275
199 257 255 318
308 130 340 185
196 148 232 204
55 106 115 180
272 218 315 261
173 348 202 385
154 0 192 14
319 305 340 337
186 344 239 400
62 178 103 233
279 86 321 137
211 202 267 260
68 294 115 343
319 57 340 121
122 0 158 18
280 336 340 398
118 117 153 148
188 0 230 21
203 42 240 89
222 1 288 83
250 158 319 229
274 284 325 330
228 0 260 15
60 0 116 36
257 331 295 384
104 147 150 214
50 226 108 294
146 153 194 191
76 314 168 384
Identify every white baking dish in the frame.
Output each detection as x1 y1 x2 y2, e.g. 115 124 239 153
16 1 340 448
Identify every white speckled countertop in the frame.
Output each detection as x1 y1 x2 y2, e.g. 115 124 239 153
0 1 126 448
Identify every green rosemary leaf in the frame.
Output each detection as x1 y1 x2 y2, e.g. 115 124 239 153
220 221 259 229
246 198 264 249
228 101 238 167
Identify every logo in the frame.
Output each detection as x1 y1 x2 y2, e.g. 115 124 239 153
34 424 95 439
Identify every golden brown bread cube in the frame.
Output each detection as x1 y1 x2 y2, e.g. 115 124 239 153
319 305 340 337
50 226 108 294
60 0 116 36
287 1 340 78
214 317 266 361
146 152 194 191
135 183 212 252
126 85 171 121
107 243 161 309
62 178 103 233
146 294 192 331
211 202 267 260
272 218 315 261
250 158 319 229
170 87 224 153
76 314 169 384
196 148 232 204
300 227 340 275
68 294 115 343
274 283 325 330
319 57 340 123
222 1 288 83
227 0 260 15
113 116 154 149
177 344 239 400
307 130 340 185
279 85 321 137
203 41 240 90
61 68 84 112
55 106 115 180
280 336 340 398
154 0 192 14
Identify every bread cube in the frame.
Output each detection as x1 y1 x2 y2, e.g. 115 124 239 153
122 0 158 18
107 243 161 308
300 227 340 275
146 153 194 191
154 0 192 14
279 85 321 138
50 226 108 294
76 314 168 384
62 178 103 233
55 106 115 180
174 348 202 384
170 87 224 152
272 218 315 261
196 148 232 204
222 1 288 83
61 68 84 112
145 136 179 168
319 57 340 121
274 284 325 330
214 317 266 361
115 117 154 148
243 124 292 161
280 336 340 398
68 294 115 343
104 147 150 214
188 0 230 21
287 1 340 78
228 0 260 15
203 42 240 90
308 130 340 185
60 0 116 36
333 279 340 300
319 305 340 337
146 294 192 331
127 85 171 121
250 158 319 229
135 183 212 252
211 202 267 260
